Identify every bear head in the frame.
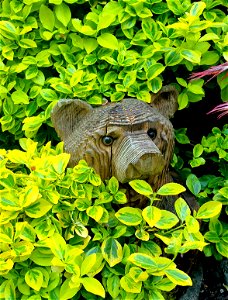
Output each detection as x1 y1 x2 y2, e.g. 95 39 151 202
51 85 178 199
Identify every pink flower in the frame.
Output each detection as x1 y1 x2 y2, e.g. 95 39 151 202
189 62 228 118
207 103 228 119
189 62 228 83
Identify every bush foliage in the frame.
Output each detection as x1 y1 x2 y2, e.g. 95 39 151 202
0 0 227 143
0 140 225 299
0 0 227 299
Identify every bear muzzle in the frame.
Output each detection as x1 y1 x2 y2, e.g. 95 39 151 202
113 135 166 183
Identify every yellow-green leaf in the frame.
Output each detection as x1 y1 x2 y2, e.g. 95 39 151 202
115 207 142 226
149 289 166 300
81 277 105 298
75 223 89 238
135 229 150 241
165 268 192 286
12 241 34 257
185 215 200 233
153 257 176 273
0 259 14 274
216 241 228 258
7 149 28 164
30 248 54 266
17 222 36 242
129 179 153 196
81 253 97 276
180 49 201 64
60 278 80 300
0 190 20 211
54 3 71 27
12 90 29 104
129 267 149 282
51 153 70 174
142 206 161 227
154 278 176 291
101 237 123 267
19 186 40 208
107 275 120 298
86 205 104 222
88 173 101 186
4 280 16 300
108 176 119 194
174 197 191 222
39 5 55 31
179 241 208 253
0 211 19 225
18 39 37 49
155 210 179 229
157 183 186 196
120 274 142 293
46 233 66 260
25 198 52 218
0 21 18 39
128 253 157 271
0 222 14 243
147 63 165 81
70 70 84 87
190 1 206 17
196 201 222 219
25 268 43 291
97 33 119 50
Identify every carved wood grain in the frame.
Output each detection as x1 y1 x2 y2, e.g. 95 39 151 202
51 86 179 208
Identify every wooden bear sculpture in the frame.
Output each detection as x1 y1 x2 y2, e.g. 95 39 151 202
51 85 179 208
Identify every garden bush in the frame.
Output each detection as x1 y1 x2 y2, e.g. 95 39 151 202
0 0 227 144
0 0 227 299
0 140 224 299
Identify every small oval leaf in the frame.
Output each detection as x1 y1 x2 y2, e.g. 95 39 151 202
157 183 186 196
81 277 105 298
97 33 119 50
115 207 142 226
196 201 222 219
142 206 161 227
165 268 192 286
186 174 201 195
129 180 153 196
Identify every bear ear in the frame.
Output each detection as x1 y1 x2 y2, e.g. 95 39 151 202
51 99 93 140
150 85 178 119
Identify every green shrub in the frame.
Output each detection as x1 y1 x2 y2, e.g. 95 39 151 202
0 0 227 143
186 124 228 260
172 124 228 260
0 1 227 298
0 139 224 299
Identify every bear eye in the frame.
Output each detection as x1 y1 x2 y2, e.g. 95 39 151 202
102 136 114 146
147 128 157 140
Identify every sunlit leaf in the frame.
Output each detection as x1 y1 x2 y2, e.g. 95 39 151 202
142 206 161 227
101 237 123 267
115 207 142 226
129 180 153 196
165 268 192 286
157 183 186 196
25 268 43 291
196 201 222 219
81 277 105 298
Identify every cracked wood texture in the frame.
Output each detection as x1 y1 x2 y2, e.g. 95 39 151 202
51 86 180 209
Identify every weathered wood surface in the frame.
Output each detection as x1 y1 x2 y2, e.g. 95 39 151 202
51 85 180 208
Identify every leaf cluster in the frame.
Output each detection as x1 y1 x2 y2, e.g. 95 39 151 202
0 139 225 299
0 0 227 143
172 124 228 260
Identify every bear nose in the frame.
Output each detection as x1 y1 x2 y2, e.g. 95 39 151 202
133 153 165 176
113 134 166 183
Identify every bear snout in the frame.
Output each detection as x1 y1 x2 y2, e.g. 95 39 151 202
113 134 166 183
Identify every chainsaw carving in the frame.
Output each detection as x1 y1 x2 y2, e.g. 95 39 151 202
51 85 178 207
